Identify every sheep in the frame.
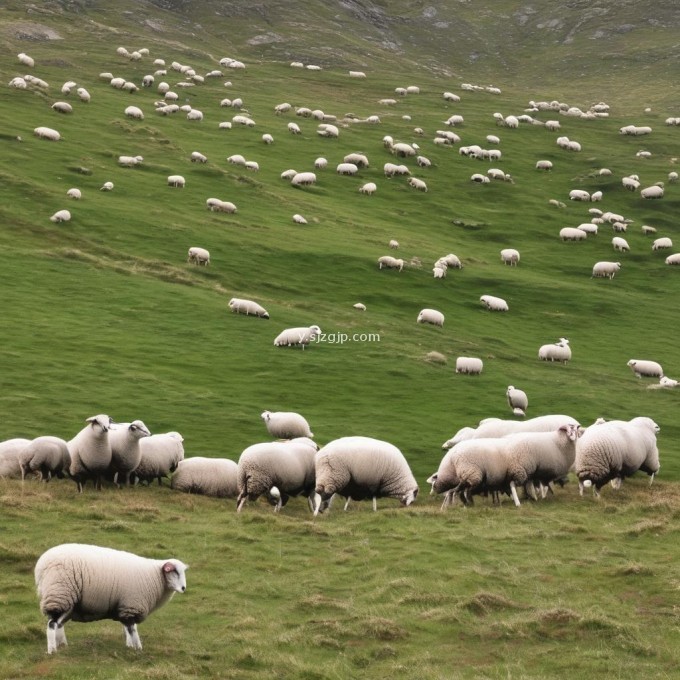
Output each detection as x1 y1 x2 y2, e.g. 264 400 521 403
108 420 151 487
388 239 399 249
471 173 490 184
353 303 366 311
359 182 377 195
575 417 660 495
659 376 679 388
313 436 418 514
569 189 590 201
227 154 246 166
262 133 274 145
18 52 35 68
344 153 369 168
273 325 322 349
669 171 679 183
500 248 520 266
378 256 404 271
50 210 71 223
443 91 460 102
293 214 308 224
455 357 483 375
124 432 182 485
480 294 509 312
407 177 428 192
68 415 113 492
291 172 317 187
35 543 188 653
627 359 663 378
34 127 61 141
591 261 621 279
538 337 572 364
591 191 603 202
336 162 358 176
622 176 641 191
665 253 680 265
652 237 673 251
118 155 143 167
611 221 627 233
314 157 328 170
577 223 598 235
280 169 297 180
171 457 238 498
506 386 528 417
439 253 462 269
391 142 416 158
228 298 269 319
433 266 446 279
187 246 210 266
245 161 259 172
611 236 630 252
236 438 319 512
186 109 203 122
417 309 445 327
124 105 144 120
190 151 207 164
641 185 664 199
560 227 587 241
51 101 73 114
0 438 33 478
167 175 185 188
18 436 70 481
288 122 301 134
417 155 431 168
100 181 114 191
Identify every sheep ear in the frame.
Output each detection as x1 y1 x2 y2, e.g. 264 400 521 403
162 562 176 574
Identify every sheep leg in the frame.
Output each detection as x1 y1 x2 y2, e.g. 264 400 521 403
372 496 377 512
122 622 143 650
47 611 71 653
236 495 248 513
649 473 656 486
509 481 521 507
343 497 351 511
525 481 538 501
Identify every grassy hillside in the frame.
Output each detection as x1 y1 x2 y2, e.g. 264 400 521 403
1 3 680 678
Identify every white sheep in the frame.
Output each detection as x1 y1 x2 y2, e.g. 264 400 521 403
261 411 314 440
388 239 399 249
433 266 446 279
35 543 187 653
500 248 520 266
313 436 418 514
51 102 73 114
34 127 61 141
67 415 113 492
118 155 143 167
378 256 404 271
245 161 259 172
206 198 236 213
612 236 630 252
627 359 663 378
317 123 339 138
167 175 185 188
9 76 27 89
18 436 71 482
293 214 308 224
171 457 238 498
577 223 598 235
407 177 428 192
336 162 358 175
66 189 81 203
665 253 680 265
353 303 366 311
359 182 377 195
559 227 587 241
652 237 673 251
417 308 445 327
108 420 151 487
538 337 572 364
0 438 33 478
641 185 664 199
506 386 528 417
314 157 328 170
237 438 319 512
128 432 183 486
455 357 483 375
591 261 621 279
190 151 207 163
186 109 203 121
187 246 210 266
100 181 114 191
480 294 509 312
262 133 274 145
124 105 144 120
228 297 269 319
273 325 321 349
18 52 35 68
288 122 301 134
291 172 316 187
569 189 590 201
50 210 71 223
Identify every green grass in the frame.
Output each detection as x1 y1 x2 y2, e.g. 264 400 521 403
1 3 680 679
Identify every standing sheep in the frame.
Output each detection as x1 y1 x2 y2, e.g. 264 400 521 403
378 256 404 271
35 543 188 653
538 337 572 364
124 106 144 120
228 298 269 319
0 438 32 478
480 295 509 312
417 308 445 327
506 386 528 417
273 325 321 349
627 359 663 378
455 357 483 375
108 420 151 487
19 436 71 481
68 415 113 492
500 249 520 266
133 432 185 485
313 436 418 514
261 410 314 439
591 262 621 279
171 457 239 498
187 247 210 266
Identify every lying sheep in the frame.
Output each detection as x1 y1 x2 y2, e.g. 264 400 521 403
68 415 113 492
132 432 185 485
19 436 71 481
313 436 418 514
236 438 318 512
417 308 445 327
228 297 269 319
171 457 238 498
455 357 483 375
273 325 321 349
480 294 509 312
35 543 187 653
627 359 663 378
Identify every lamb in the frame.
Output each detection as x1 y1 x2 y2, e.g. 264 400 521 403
627 359 663 378
67 414 113 492
228 297 269 319
187 247 210 266
500 248 520 266
652 237 673 251
538 337 572 364
108 420 151 487
124 106 144 120
612 236 630 252
417 308 445 327
236 437 319 512
273 325 322 349
132 432 185 485
0 438 32 478
480 294 509 312
34 127 61 141
50 210 71 223
378 256 404 271
313 436 418 514
171 457 238 498
35 543 188 653
575 417 660 495
18 436 71 481
591 261 621 279
455 357 483 375
506 386 528 417
167 175 185 188
261 410 314 439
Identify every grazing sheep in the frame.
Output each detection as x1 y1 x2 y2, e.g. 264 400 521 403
190 151 207 163
417 308 445 327
433 266 446 279
336 162 358 175
612 236 630 252
317 124 339 138
118 155 143 167
293 214 308 224
359 182 377 195
378 256 404 271
19 436 71 481
50 210 71 223
35 543 187 653
171 457 238 498
237 438 318 512
0 438 33 478
313 436 418 514
167 175 185 188
535 160 553 171
407 177 428 192
261 410 314 439
353 303 366 311
389 239 399 249
124 105 144 120
228 298 269 319
569 189 590 201
314 157 328 169
187 247 210 266
560 227 587 241
108 420 151 487
538 337 572 364
262 133 274 144
641 185 664 199
51 102 73 114
665 253 680 265
500 248 520 266
245 161 259 172
480 294 509 312
273 325 321 349
506 386 528 417
591 261 621 279
291 172 316 187
34 127 61 141
455 357 483 375
288 122 301 134
206 199 237 213
100 181 114 191
68 415 113 492
577 223 598 235
627 359 663 378
652 237 673 251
